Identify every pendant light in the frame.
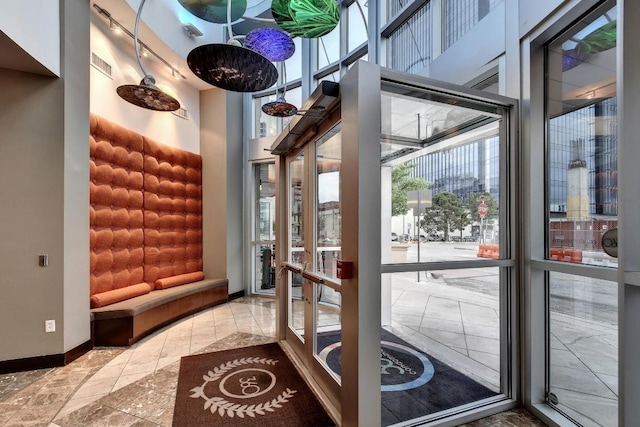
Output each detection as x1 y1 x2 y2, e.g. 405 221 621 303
186 0 278 92
262 62 298 117
116 0 180 112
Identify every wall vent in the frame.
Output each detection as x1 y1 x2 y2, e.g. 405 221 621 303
90 52 112 78
172 107 189 120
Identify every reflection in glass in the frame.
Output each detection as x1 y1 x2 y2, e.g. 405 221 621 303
387 3 432 74
289 271 305 340
546 5 617 267
289 152 305 264
381 269 500 425
548 272 618 426
316 124 342 279
443 0 504 49
315 283 342 383
253 163 276 295
289 152 305 341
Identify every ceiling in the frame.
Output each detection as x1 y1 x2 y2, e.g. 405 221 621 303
0 0 275 91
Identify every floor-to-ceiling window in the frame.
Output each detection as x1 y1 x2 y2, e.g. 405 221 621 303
544 4 618 426
251 162 277 295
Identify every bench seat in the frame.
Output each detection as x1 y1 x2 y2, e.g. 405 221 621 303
91 278 228 346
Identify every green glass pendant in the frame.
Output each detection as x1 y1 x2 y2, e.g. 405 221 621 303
272 0 339 38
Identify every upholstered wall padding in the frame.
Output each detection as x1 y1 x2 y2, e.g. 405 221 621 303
143 138 203 284
90 114 145 296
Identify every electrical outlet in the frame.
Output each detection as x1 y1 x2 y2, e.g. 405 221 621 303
45 320 56 333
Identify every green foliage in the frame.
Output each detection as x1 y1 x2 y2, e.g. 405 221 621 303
452 210 472 240
419 191 467 241
391 163 429 217
468 192 498 223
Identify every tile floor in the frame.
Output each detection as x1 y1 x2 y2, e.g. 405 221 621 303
0 296 545 426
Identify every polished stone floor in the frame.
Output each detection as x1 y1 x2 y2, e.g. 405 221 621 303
0 296 546 426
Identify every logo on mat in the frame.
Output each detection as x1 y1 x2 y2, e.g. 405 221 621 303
318 340 434 391
189 357 297 418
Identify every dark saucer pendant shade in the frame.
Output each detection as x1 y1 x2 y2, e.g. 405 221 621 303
177 0 247 24
117 76 181 111
271 0 339 38
262 97 298 117
187 44 278 92
244 27 295 62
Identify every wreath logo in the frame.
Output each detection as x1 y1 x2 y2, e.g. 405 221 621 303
189 356 298 418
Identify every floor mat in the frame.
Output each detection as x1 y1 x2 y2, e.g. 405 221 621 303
317 329 498 425
173 342 335 426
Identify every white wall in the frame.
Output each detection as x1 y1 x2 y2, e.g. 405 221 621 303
0 0 60 76
90 14 201 153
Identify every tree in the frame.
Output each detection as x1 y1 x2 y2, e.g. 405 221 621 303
468 192 498 223
391 163 429 217
419 191 467 241
452 209 472 240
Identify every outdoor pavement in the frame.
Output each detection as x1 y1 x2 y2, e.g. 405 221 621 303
387 241 618 427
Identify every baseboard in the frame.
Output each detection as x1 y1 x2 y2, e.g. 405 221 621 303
65 339 93 364
229 290 245 301
0 339 92 374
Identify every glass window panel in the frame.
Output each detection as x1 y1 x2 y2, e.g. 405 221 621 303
318 24 341 69
289 152 305 341
289 270 305 339
381 87 502 263
289 152 305 265
254 94 279 138
285 37 303 81
443 0 505 49
548 272 618 426
316 124 342 279
381 268 500 424
315 283 342 383
546 5 618 267
347 0 368 52
252 163 276 295
387 3 432 74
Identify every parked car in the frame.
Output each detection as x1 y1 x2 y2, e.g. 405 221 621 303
427 234 444 241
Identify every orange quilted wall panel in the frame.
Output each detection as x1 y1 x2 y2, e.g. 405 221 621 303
143 136 203 284
89 114 145 296
89 114 204 299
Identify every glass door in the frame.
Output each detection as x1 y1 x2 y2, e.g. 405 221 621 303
273 63 517 426
282 123 344 412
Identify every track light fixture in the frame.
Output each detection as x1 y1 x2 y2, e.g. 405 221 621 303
94 4 186 81
109 0 180 111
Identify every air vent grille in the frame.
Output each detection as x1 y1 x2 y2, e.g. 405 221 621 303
90 52 112 78
172 107 189 120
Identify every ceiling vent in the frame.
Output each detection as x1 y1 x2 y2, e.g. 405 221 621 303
90 52 112 78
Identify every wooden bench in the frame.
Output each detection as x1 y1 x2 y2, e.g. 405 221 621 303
91 278 228 346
